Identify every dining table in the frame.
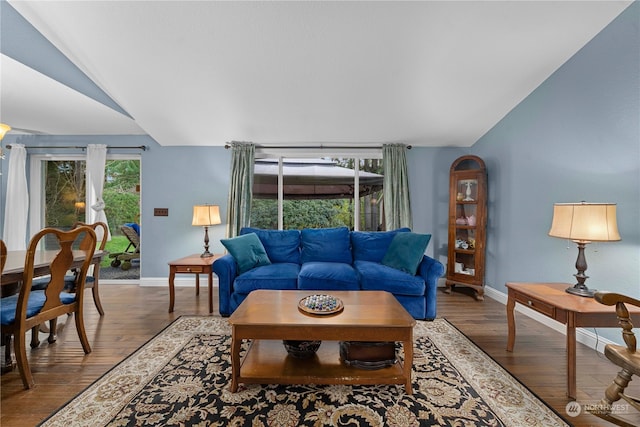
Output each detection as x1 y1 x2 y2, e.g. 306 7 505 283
1 249 106 286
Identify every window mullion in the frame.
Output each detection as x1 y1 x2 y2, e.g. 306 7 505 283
278 157 284 230
354 158 360 231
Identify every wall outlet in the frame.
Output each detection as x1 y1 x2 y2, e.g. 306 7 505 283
154 208 169 216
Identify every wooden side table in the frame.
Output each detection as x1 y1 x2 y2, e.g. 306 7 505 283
506 282 640 399
168 254 222 314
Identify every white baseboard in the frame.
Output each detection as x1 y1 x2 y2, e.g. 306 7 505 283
137 277 221 288
484 286 612 354
102 277 221 287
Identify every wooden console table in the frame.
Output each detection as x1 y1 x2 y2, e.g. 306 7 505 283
506 282 640 399
168 254 222 314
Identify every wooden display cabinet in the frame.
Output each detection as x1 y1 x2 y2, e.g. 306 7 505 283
445 155 487 300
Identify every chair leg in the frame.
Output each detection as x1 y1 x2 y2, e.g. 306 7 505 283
73 310 91 354
91 282 105 316
2 333 14 373
30 326 40 348
589 369 637 427
47 318 58 344
13 329 35 389
604 369 633 407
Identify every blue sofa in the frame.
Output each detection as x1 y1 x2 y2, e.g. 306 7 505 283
213 226 445 320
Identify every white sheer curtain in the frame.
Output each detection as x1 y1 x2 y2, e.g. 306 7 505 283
3 143 29 250
86 144 111 240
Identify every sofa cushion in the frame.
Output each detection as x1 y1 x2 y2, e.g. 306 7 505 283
298 262 359 290
300 226 352 264
382 232 431 275
233 263 300 294
221 233 271 275
354 260 425 296
350 228 411 262
240 227 301 264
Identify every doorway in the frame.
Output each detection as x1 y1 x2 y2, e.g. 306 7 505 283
30 154 141 280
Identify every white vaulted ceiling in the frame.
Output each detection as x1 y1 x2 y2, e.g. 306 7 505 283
1 1 633 147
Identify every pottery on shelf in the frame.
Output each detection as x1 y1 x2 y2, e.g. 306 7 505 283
466 215 476 226
283 340 322 358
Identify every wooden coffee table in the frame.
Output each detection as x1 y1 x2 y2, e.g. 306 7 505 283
228 290 416 393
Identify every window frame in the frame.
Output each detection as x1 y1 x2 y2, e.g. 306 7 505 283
253 148 382 231
29 153 141 235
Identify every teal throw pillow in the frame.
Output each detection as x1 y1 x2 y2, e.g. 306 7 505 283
221 233 271 275
381 232 431 275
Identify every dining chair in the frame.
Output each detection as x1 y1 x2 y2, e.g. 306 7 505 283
30 221 108 347
0 226 96 389
32 222 108 311
66 221 108 315
0 239 6 274
589 291 640 426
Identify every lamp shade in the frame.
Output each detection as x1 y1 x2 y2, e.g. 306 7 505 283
548 202 620 242
192 205 221 226
0 123 11 140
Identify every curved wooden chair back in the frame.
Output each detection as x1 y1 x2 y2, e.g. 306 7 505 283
68 221 108 316
0 226 96 389
589 291 640 426
72 221 108 251
0 239 6 275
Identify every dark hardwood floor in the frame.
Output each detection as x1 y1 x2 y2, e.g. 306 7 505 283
1 284 636 426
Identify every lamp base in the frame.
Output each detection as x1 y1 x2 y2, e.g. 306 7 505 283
565 285 596 298
200 251 214 258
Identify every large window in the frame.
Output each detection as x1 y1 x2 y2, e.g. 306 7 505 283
250 156 383 231
30 154 140 271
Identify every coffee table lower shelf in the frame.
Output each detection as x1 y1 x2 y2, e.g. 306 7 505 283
234 340 410 391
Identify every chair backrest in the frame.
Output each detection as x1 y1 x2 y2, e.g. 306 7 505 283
0 239 6 275
18 227 97 318
121 224 140 252
72 222 108 251
595 291 640 353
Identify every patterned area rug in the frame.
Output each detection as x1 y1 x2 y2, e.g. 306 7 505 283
39 316 570 426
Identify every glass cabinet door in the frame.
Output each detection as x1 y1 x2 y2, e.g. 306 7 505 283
453 178 478 277
446 157 486 300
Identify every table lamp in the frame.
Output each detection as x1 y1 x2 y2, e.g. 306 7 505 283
548 202 620 297
192 205 221 257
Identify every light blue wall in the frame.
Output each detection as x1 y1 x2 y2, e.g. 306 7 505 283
140 145 230 276
407 147 463 261
467 1 639 301
406 2 638 344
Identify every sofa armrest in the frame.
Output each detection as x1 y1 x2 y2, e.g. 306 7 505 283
418 255 445 285
418 255 445 319
213 254 237 317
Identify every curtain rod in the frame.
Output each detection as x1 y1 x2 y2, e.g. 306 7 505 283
6 144 148 151
224 144 412 150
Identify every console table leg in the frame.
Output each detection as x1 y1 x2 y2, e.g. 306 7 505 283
567 315 577 399
168 269 176 313
208 272 213 314
506 292 516 352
